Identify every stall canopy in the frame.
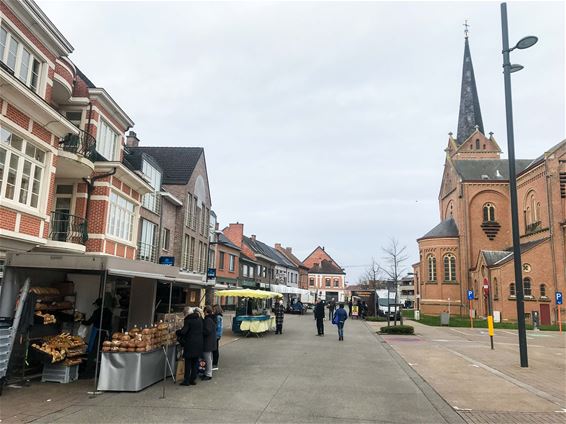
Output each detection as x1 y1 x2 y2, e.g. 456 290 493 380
270 285 311 295
215 289 282 299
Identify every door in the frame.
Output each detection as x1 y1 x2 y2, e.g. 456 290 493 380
53 185 73 242
540 303 551 326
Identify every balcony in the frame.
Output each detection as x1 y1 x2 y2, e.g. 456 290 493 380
56 130 96 178
137 241 157 263
48 211 88 249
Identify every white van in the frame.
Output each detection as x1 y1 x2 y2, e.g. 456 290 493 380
375 289 400 320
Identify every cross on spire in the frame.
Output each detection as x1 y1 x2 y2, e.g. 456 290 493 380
463 20 470 38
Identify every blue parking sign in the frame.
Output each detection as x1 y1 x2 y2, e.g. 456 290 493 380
556 292 563 305
467 290 474 300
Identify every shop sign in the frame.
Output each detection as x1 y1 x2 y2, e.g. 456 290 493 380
159 256 175 266
207 268 216 280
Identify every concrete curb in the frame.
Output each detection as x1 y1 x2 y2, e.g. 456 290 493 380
367 323 465 424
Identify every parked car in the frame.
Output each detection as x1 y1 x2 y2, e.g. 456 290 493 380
289 301 306 315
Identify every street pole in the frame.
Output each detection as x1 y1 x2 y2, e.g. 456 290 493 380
500 2 528 367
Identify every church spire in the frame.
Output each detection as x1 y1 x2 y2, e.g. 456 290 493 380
456 30 484 145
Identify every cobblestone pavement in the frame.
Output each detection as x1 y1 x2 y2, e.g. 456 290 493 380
368 320 566 424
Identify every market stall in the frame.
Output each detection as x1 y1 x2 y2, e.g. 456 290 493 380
215 289 282 337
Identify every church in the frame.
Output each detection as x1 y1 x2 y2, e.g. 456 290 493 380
413 34 566 325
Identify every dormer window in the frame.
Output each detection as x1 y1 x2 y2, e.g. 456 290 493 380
1 27 42 93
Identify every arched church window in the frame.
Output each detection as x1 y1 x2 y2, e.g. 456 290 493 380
523 278 532 296
443 254 456 281
475 139 480 149
483 203 495 222
427 255 436 282
540 284 547 298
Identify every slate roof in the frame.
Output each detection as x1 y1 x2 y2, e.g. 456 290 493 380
456 37 484 145
239 252 257 264
277 248 309 269
216 233 240 251
453 159 532 181
130 147 204 185
419 218 459 240
309 259 345 275
481 238 549 267
123 148 163 174
243 236 298 269
520 139 566 175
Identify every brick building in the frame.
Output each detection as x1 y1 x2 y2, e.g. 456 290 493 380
414 35 566 325
274 243 309 289
303 246 346 302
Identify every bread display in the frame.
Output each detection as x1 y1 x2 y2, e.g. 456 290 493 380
35 311 56 325
106 321 177 354
31 332 86 364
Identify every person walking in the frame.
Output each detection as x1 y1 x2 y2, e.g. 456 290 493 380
201 306 216 381
177 307 203 386
334 302 348 341
212 304 223 370
274 299 285 334
328 298 336 321
314 298 325 336
348 299 353 317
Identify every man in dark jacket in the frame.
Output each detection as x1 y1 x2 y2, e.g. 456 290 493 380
201 306 216 381
177 307 203 386
328 298 336 321
314 299 325 336
274 299 285 334
334 303 348 341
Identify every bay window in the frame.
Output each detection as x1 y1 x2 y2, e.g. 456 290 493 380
1 27 42 93
97 119 118 161
107 191 135 241
0 127 46 209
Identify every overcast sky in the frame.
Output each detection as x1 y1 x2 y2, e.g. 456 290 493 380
39 0 564 282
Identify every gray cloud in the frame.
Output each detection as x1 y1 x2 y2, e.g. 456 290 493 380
39 0 564 280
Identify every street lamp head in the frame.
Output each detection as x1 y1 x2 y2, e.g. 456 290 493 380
510 64 524 73
515 35 538 50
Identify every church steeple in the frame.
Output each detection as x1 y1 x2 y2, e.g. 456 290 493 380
456 32 484 145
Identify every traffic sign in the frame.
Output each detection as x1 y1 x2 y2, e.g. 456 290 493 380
557 292 563 305
467 290 474 300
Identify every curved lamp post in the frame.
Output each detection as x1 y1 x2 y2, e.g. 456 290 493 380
500 2 538 368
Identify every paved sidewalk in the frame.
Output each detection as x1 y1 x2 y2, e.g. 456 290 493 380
368 320 566 423
2 313 463 423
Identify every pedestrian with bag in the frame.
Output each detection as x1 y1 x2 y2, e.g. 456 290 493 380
333 302 348 341
201 306 216 381
273 299 285 334
314 298 325 336
176 307 203 386
212 304 223 370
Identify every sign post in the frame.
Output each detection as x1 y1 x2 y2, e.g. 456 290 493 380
556 292 563 333
467 290 474 328
484 278 494 350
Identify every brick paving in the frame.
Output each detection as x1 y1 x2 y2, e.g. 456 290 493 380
458 410 566 423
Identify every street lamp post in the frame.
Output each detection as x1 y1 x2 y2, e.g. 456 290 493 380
500 2 538 368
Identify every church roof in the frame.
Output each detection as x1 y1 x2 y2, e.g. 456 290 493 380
481 238 549 267
456 37 484 145
453 159 532 181
419 218 459 240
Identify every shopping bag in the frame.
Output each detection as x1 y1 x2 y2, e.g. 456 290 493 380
332 314 339 325
77 324 89 339
176 358 185 381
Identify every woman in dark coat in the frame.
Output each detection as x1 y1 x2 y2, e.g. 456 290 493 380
202 306 216 380
274 299 285 334
177 307 204 386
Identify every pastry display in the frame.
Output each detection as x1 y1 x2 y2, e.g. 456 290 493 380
35 311 56 325
104 321 177 354
31 333 86 363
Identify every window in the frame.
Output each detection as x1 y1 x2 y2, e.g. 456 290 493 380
483 203 495 222
219 252 225 270
334 279 339 288
493 278 499 300
475 139 480 149
138 219 156 262
325 278 330 288
229 255 235 272
242 264 248 277
66 111 83 128
107 191 135 241
189 237 195 270
509 283 516 297
182 235 190 269
249 266 254 278
0 27 42 93
0 127 45 208
97 119 118 161
309 278 314 286
141 160 161 213
540 284 547 298
161 228 170 251
523 278 532 296
262 267 267 278
443 254 456 281
427 255 436 281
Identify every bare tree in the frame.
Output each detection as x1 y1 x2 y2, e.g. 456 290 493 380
364 257 381 288
380 238 409 326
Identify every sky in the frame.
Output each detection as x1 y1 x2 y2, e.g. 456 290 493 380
38 0 565 282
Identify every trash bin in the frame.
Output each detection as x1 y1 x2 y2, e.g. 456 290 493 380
414 310 421 320
440 312 450 326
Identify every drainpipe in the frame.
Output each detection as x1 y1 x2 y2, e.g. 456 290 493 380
82 168 117 242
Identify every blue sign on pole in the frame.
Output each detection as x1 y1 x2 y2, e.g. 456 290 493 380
467 290 474 300
556 292 563 305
